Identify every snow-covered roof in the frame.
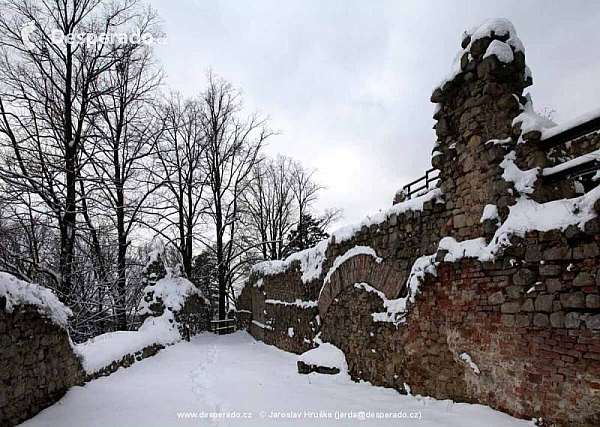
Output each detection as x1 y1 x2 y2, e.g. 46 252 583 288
0 272 72 329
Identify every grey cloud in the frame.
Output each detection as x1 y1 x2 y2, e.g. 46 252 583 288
149 0 600 225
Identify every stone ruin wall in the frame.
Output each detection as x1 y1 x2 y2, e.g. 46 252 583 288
0 300 84 427
246 265 321 354
242 21 600 427
321 229 600 426
83 343 165 382
141 292 211 340
548 132 600 162
1 278 211 426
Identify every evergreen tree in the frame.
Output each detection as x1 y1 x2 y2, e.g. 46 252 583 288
285 214 329 255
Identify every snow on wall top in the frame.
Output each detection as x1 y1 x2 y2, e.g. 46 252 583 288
514 97 600 145
541 106 600 142
363 187 600 324
436 186 600 265
138 277 207 316
435 18 524 92
323 246 382 286
78 272 203 375
483 39 514 63
500 150 539 194
330 188 444 244
251 239 329 284
76 311 181 374
543 148 600 177
251 189 443 282
512 94 557 141
0 272 72 329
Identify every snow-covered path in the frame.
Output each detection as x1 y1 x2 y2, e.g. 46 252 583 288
21 332 532 427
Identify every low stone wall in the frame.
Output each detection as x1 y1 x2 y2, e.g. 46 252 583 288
2 272 212 426
84 343 164 382
248 264 320 354
0 300 84 427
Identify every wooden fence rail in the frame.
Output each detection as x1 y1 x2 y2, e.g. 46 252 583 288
402 167 440 200
211 318 236 335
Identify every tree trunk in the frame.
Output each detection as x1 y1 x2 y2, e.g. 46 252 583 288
60 44 76 302
116 185 128 330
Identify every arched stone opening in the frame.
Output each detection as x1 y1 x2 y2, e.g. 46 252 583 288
318 254 404 320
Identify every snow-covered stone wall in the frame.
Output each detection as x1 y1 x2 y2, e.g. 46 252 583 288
139 276 211 339
0 273 84 427
242 18 600 427
1 268 212 426
322 228 600 426
247 260 321 354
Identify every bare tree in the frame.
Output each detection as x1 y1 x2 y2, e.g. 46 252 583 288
243 155 296 261
243 155 342 260
82 21 163 329
149 92 207 279
0 192 59 286
0 0 149 302
199 73 273 320
289 161 322 247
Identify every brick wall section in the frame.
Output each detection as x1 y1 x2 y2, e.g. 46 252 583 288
0 301 84 427
320 228 600 426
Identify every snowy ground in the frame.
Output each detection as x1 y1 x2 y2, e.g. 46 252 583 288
21 332 533 427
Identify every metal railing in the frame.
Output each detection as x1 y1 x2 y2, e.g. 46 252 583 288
402 114 600 199
540 113 600 184
540 115 600 151
402 168 440 200
211 318 236 335
543 156 600 184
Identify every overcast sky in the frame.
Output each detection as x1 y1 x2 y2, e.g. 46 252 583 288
148 0 600 228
